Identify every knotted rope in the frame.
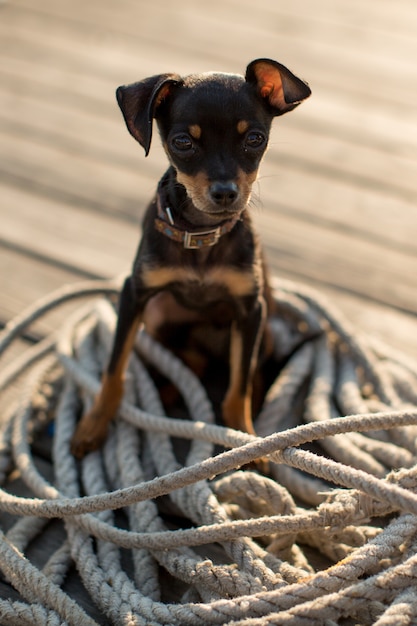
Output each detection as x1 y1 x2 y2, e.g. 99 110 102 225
0 277 417 625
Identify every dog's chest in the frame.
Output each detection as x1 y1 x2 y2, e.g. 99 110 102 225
142 265 256 307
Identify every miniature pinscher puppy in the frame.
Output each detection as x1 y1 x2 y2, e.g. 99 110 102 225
71 58 311 459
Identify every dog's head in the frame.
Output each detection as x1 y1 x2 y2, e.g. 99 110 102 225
116 59 310 217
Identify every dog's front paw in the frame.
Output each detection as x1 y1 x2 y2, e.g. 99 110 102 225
70 408 109 459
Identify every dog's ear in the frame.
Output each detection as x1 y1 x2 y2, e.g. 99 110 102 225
116 74 182 156
246 59 311 116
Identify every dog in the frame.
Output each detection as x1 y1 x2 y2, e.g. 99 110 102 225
70 58 311 460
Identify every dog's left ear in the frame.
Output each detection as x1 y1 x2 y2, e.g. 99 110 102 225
246 59 311 116
116 73 182 156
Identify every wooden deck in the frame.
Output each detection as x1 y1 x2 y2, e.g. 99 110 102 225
0 0 416 622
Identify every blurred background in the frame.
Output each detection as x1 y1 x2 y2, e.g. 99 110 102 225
1 0 416 356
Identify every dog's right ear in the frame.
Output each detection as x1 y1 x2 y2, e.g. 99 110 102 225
116 74 182 156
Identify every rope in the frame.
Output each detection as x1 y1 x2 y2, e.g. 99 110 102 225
0 277 416 625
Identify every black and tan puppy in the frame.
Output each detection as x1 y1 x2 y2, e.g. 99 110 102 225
71 58 311 458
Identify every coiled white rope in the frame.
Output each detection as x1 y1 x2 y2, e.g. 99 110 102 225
0 277 417 625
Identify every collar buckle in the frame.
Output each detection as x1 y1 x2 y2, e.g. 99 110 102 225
184 227 221 249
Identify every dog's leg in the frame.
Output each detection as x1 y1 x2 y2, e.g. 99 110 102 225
71 276 142 458
222 296 266 435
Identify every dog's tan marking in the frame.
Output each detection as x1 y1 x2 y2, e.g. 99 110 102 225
252 62 286 110
176 170 209 192
143 266 198 288
143 266 255 297
237 167 258 186
189 124 202 139
207 268 255 296
155 83 175 108
176 170 210 211
237 120 249 134
222 324 255 434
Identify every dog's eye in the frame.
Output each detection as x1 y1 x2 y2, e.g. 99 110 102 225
244 132 266 150
171 134 194 152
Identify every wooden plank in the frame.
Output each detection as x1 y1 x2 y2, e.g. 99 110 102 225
0 245 90 322
232 0 417 38
258 153 417 255
0 185 136 278
268 122 417 204
0 246 112 345
0 126 156 221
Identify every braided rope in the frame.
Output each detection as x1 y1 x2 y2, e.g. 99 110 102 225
0 277 416 624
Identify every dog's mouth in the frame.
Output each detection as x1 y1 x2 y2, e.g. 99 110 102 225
192 199 248 225
176 171 254 220
195 186 251 218
203 203 243 216
177 196 246 230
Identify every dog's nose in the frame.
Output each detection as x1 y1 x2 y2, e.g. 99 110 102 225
209 181 239 206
